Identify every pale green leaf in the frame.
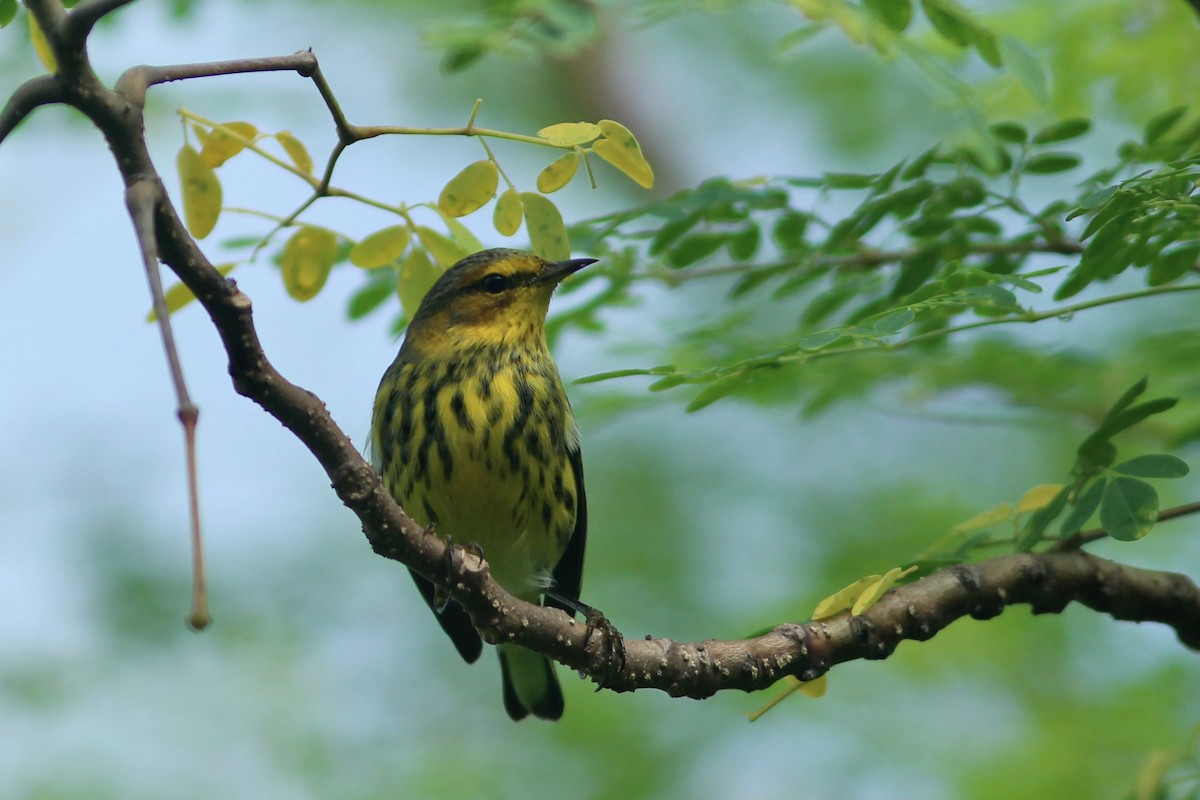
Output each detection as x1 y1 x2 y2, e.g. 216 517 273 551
280 227 339 301
349 226 411 269
177 144 222 239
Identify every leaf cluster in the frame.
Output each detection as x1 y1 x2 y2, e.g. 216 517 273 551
572 115 1200 414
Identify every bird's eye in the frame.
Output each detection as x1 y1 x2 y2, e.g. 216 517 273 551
479 273 509 294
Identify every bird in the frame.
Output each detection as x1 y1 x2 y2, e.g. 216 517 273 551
371 247 592 721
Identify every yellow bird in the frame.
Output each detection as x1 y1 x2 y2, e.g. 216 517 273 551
371 248 592 720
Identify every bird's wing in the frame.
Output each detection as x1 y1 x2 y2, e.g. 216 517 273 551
547 441 587 613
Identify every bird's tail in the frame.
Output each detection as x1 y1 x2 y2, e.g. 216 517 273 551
497 644 563 721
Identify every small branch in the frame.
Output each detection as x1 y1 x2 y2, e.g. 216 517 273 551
63 0 137 46
638 239 1086 286
114 52 318 106
1054 500 1200 551
777 282 1200 366
0 76 64 143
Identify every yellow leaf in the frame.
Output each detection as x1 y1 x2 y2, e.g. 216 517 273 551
520 193 570 261
191 124 210 147
279 226 338 301
276 130 314 175
592 119 654 188
177 144 222 239
797 673 828 698
851 565 915 616
148 263 236 321
951 502 1015 533
493 187 523 237
812 575 881 620
536 152 580 194
1016 483 1066 514
350 225 411 269
200 122 257 168
438 160 499 218
29 11 56 74
438 211 485 254
1135 750 1174 800
416 226 467 268
398 248 443 319
537 121 602 147
746 674 827 722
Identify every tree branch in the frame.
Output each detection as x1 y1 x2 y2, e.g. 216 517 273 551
0 75 63 142
4 5 1197 707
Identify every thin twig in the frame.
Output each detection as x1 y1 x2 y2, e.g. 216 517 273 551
1053 500 1200 551
125 180 209 629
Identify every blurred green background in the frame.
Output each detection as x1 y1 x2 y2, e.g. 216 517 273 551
1 1 1198 798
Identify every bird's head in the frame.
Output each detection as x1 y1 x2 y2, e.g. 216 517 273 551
402 248 596 354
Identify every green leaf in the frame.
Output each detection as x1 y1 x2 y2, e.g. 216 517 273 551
279 226 339 302
520 192 571 261
686 375 742 412
438 160 499 217
921 0 971 46
1148 243 1200 286
1031 118 1091 144
0 0 18 28
1058 478 1106 537
1104 377 1148 421
397 248 443 319
728 225 761 261
823 172 879 189
1094 397 1178 441
349 226 411 269
1143 106 1187 145
864 0 912 32
1023 152 1081 174
998 36 1048 104
871 308 915 333
1100 477 1159 541
650 213 702 256
891 248 940 297
177 144 222 239
1016 484 1069 551
669 233 727 268
989 122 1027 145
1112 454 1190 479
773 212 810 252
574 368 657 385
347 278 394 320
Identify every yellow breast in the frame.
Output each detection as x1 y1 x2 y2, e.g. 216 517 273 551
373 347 579 599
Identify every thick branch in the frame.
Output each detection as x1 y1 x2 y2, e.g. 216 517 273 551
439 549 1200 698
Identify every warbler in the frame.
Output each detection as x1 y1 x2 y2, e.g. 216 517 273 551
371 247 592 721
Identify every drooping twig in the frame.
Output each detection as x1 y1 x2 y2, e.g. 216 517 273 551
126 179 209 629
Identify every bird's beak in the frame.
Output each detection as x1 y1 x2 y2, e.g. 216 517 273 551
539 257 597 286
